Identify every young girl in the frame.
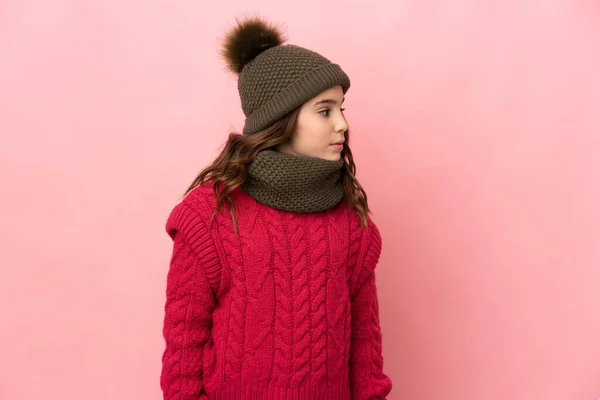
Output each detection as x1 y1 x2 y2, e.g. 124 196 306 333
161 17 392 400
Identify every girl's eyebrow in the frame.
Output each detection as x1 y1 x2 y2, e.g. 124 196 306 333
314 97 345 106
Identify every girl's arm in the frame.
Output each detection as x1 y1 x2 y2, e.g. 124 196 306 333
161 201 221 400
349 222 393 400
160 231 215 400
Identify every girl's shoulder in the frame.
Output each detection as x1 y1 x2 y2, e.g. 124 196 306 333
337 202 380 236
165 182 216 239
180 181 217 207
165 182 222 293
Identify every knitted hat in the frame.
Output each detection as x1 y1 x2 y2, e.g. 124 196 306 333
221 18 351 135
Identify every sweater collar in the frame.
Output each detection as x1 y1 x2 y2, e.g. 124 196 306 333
241 150 345 213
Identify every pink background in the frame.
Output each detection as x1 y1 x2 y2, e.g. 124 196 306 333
1 0 599 399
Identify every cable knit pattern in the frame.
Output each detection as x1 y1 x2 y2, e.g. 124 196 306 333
267 208 294 385
240 206 273 385
306 212 329 386
326 211 351 386
289 213 311 386
161 183 392 400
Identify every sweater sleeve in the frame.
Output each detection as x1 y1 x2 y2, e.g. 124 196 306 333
349 221 393 400
160 201 221 400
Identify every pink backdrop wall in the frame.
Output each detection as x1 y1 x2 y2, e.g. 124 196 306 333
1 1 599 399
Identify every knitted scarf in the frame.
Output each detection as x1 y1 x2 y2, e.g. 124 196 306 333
241 150 345 213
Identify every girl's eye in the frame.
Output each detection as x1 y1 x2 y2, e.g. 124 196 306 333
319 108 345 117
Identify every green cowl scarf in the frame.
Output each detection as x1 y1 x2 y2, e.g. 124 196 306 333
241 150 345 213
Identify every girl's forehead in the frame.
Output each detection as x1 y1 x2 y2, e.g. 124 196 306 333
310 85 345 103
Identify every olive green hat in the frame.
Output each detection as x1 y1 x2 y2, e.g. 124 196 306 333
221 17 351 135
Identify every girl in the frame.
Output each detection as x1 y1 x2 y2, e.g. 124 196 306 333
161 17 392 400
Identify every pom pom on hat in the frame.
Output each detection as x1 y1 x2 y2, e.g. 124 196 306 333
221 17 287 74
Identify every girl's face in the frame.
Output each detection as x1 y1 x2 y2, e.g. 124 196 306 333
277 85 348 161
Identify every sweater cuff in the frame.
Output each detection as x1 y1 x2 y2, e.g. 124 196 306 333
166 201 221 293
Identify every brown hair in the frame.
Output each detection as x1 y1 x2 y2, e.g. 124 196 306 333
184 108 370 233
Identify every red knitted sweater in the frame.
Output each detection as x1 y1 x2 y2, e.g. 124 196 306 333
160 184 392 400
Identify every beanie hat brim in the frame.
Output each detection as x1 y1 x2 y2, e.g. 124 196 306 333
242 63 350 135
